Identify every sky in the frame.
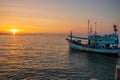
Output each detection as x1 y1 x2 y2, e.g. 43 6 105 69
0 0 120 34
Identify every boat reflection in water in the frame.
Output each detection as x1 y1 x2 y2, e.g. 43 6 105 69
68 49 118 80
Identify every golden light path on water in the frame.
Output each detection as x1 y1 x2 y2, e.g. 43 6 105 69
0 34 119 80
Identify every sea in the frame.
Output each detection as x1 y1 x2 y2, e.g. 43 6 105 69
0 34 120 80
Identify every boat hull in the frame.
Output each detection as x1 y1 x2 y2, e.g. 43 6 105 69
67 40 120 56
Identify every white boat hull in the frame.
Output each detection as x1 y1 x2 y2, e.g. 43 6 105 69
68 40 120 56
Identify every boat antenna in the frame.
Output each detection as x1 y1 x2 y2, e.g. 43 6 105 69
113 24 118 34
88 19 90 35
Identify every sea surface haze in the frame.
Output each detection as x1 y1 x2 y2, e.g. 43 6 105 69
0 34 119 80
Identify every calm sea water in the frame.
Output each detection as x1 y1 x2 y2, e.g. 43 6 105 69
0 34 120 80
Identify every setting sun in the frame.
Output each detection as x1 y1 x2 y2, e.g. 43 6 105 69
10 29 19 34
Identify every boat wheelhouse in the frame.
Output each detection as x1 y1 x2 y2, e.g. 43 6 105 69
88 33 119 49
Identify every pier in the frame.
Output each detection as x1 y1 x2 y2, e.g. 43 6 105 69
115 65 120 80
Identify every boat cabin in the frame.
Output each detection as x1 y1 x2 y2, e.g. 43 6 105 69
88 33 119 49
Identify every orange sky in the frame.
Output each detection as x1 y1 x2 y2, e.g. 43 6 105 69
0 0 120 34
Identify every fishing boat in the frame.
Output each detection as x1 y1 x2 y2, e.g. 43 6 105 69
66 20 120 56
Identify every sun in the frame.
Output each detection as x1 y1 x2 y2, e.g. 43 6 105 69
10 29 19 34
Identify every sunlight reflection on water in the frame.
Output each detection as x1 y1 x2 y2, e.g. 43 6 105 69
0 35 119 80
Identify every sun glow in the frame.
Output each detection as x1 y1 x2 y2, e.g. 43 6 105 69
10 29 19 34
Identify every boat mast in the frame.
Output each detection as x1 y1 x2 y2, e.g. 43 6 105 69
95 22 97 34
113 24 119 48
70 30 72 40
88 19 90 36
88 20 91 46
94 22 97 47
90 25 92 34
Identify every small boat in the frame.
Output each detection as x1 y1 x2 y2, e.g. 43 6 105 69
66 20 120 56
